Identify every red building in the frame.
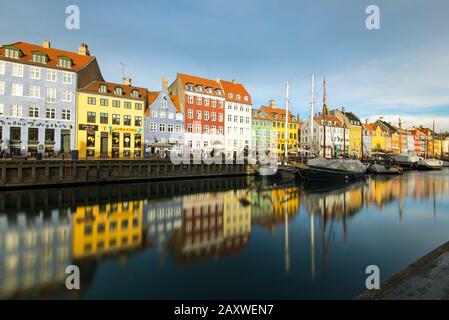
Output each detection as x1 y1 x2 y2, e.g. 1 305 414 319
169 73 225 156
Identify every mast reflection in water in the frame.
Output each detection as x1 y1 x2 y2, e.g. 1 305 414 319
1 170 449 299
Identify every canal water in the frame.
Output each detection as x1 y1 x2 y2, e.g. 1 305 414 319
1 169 449 300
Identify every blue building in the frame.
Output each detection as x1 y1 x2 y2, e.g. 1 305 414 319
144 78 184 156
0 41 103 157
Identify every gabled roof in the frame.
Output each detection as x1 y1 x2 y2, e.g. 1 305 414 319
79 80 148 101
145 91 182 116
345 112 361 124
313 115 344 128
252 109 273 121
260 106 299 123
219 80 252 105
177 73 224 97
0 42 95 72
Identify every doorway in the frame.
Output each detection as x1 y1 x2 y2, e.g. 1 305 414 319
100 132 109 158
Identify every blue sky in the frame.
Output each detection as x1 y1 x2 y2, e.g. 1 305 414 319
1 0 449 130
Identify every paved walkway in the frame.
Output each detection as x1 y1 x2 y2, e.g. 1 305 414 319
357 241 449 300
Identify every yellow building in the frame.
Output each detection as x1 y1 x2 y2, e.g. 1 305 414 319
261 101 299 155
76 79 147 158
370 124 387 152
346 113 362 157
223 190 251 238
72 200 143 259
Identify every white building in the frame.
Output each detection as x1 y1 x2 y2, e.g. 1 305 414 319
300 115 349 158
220 79 252 157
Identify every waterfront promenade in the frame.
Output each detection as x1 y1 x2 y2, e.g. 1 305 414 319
357 241 449 300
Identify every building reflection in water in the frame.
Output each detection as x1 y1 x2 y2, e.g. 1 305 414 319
0 171 448 299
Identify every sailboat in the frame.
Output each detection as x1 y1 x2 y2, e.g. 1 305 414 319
295 74 367 182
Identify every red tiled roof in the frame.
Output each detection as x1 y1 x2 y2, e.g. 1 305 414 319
177 73 224 97
260 106 299 122
79 80 148 101
219 79 252 105
0 42 95 72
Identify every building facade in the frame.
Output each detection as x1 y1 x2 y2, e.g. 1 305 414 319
251 108 275 154
220 79 252 157
168 73 225 158
76 79 147 159
260 100 299 156
0 41 103 157
144 79 184 157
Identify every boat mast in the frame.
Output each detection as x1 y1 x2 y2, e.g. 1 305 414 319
285 81 290 163
399 117 403 154
310 73 315 157
323 77 327 158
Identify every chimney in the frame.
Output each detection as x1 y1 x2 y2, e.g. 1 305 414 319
216 78 220 83
342 107 345 113
268 100 277 107
123 77 132 86
232 79 236 85
43 40 51 49
78 43 90 56
162 75 168 89
365 119 368 124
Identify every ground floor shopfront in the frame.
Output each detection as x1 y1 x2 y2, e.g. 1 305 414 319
0 121 73 158
77 124 143 159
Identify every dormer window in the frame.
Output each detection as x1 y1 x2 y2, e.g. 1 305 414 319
236 94 241 100
57 56 72 68
32 52 47 64
244 96 249 102
4 46 21 59
228 93 233 99
215 88 222 95
195 85 203 92
185 83 193 91
205 87 213 94
131 90 139 98
99 85 108 93
114 87 123 96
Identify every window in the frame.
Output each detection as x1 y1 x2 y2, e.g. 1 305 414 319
135 116 142 126
99 85 107 93
124 101 132 109
195 124 201 134
28 128 39 143
211 112 216 121
0 81 4 95
168 112 174 119
29 106 39 118
112 100 120 108
32 53 47 64
11 105 22 117
176 125 182 133
45 129 55 143
114 87 123 95
219 101 224 108
135 103 142 110
100 113 108 124
88 97 96 105
47 70 57 82
112 114 120 125
228 93 233 99
168 124 174 132
4 47 20 59
188 95 194 104
160 111 166 118
187 124 193 133
150 123 156 132
212 100 217 108
0 61 5 74
46 88 56 103
12 63 24 77
62 90 72 102
219 113 223 122
218 126 223 135
124 115 131 126
160 100 167 108
46 108 56 119
28 66 40 79
131 90 139 98
211 126 216 134
204 98 209 106
196 110 202 120
204 111 209 121
197 97 202 105
62 109 71 120
12 83 23 96
151 110 158 118
244 96 249 102
29 85 40 98
188 109 193 119
63 72 73 84
100 98 108 106
159 123 166 132
236 94 241 100
58 57 72 68
87 112 96 123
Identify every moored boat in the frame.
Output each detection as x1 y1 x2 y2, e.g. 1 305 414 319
389 154 421 169
416 158 443 170
296 158 367 182
367 163 403 175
